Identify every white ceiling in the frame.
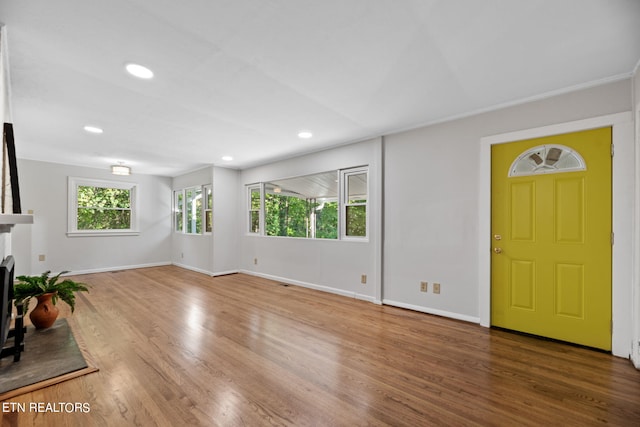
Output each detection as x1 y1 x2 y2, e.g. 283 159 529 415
268 171 339 199
1 0 639 177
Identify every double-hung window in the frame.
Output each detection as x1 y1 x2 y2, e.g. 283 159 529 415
248 185 261 234
342 168 368 238
204 185 213 233
174 184 211 235
68 177 138 236
185 186 202 234
174 191 184 232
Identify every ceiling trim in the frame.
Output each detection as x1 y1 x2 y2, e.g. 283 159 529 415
379 73 633 140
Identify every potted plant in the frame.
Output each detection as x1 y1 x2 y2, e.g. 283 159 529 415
13 271 89 329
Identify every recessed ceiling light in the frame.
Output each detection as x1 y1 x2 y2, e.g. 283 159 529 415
298 131 313 139
222 156 233 161
125 63 154 79
84 125 103 134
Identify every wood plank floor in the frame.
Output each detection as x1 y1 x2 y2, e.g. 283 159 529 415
1 266 639 426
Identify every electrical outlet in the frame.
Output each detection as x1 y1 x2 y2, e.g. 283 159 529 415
361 274 367 284
433 283 441 294
181 252 184 259
420 281 428 292
254 258 258 265
38 254 45 262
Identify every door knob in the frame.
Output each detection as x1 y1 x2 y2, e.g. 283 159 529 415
493 247 502 254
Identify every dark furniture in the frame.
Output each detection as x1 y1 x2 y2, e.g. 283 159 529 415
0 255 25 362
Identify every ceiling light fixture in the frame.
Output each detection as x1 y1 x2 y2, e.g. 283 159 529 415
222 156 233 161
84 125 103 134
125 63 154 79
111 163 131 176
298 131 313 139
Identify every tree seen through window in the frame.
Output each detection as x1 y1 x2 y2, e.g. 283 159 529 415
77 185 131 230
250 168 367 239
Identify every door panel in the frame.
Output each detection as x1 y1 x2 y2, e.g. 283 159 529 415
555 177 585 243
555 263 584 318
491 127 611 350
510 181 535 241
510 259 535 310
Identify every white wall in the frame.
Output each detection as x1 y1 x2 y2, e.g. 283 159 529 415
383 79 634 338
239 138 382 302
12 159 172 275
171 165 240 275
212 166 240 275
171 166 214 274
633 66 640 367
4 49 637 361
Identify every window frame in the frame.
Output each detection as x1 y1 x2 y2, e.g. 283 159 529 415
247 184 263 235
246 166 368 241
341 167 369 240
174 190 184 233
173 184 211 235
204 184 213 234
184 186 203 234
67 176 139 237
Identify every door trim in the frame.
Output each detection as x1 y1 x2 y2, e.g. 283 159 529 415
479 112 634 358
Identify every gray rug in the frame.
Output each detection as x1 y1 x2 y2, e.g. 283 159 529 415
0 318 97 397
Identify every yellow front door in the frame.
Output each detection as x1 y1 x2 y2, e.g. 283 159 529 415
491 127 612 350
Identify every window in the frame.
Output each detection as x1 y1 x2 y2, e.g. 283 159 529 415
342 168 368 238
185 186 202 234
313 200 338 239
204 185 213 233
248 185 261 234
174 185 210 235
68 177 138 236
246 166 367 240
264 171 338 239
174 191 183 232
509 145 586 177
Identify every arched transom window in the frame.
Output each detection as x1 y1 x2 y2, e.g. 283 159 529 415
508 144 586 177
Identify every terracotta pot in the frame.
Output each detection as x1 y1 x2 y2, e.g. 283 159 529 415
30 292 59 329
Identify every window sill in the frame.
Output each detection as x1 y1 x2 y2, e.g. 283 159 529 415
244 234 369 243
67 230 140 237
173 232 211 236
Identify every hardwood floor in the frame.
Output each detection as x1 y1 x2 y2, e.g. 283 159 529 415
1 266 639 426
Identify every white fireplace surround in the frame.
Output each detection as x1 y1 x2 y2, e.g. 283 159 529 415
0 214 33 262
0 214 33 233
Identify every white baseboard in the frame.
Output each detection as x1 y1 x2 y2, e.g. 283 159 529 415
64 261 172 276
240 269 375 302
172 262 214 276
67 264 482 326
211 269 240 277
240 271 476 322
66 263 477 325
172 263 239 277
382 299 480 324
356 294 379 304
